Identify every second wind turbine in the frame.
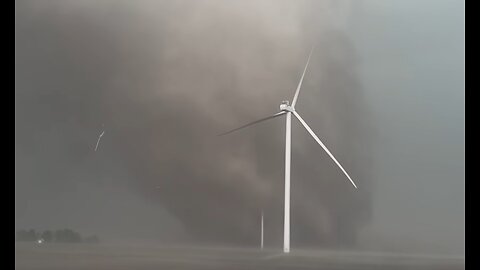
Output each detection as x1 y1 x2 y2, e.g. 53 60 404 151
219 47 358 253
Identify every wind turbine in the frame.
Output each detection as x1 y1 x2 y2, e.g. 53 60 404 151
219 47 358 253
260 210 264 250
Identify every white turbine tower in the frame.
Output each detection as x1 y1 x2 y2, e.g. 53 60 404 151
260 210 264 250
219 47 358 253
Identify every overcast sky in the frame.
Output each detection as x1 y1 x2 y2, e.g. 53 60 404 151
15 0 464 254
351 0 464 254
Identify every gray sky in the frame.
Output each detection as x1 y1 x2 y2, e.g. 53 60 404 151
350 0 464 254
15 0 463 254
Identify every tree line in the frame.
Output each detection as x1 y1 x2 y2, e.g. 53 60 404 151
16 229 99 244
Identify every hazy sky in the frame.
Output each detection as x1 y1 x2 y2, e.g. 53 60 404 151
350 0 464 254
15 0 464 254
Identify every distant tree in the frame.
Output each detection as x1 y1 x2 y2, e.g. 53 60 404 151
16 229 29 241
41 230 53 242
54 229 62 242
84 235 100 244
28 229 37 241
54 229 82 243
16 229 37 241
70 229 82 243
16 228 102 244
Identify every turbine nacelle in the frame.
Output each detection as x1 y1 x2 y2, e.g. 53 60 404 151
280 101 294 112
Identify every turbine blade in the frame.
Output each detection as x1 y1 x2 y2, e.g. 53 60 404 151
293 111 357 189
218 111 286 136
291 46 314 108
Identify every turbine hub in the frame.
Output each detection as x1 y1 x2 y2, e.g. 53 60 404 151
280 101 294 112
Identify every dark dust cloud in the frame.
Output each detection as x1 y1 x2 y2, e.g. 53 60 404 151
15 0 373 247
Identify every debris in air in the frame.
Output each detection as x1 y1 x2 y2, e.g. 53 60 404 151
94 127 105 152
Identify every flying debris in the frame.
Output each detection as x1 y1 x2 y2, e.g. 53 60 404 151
94 128 105 152
220 47 358 253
